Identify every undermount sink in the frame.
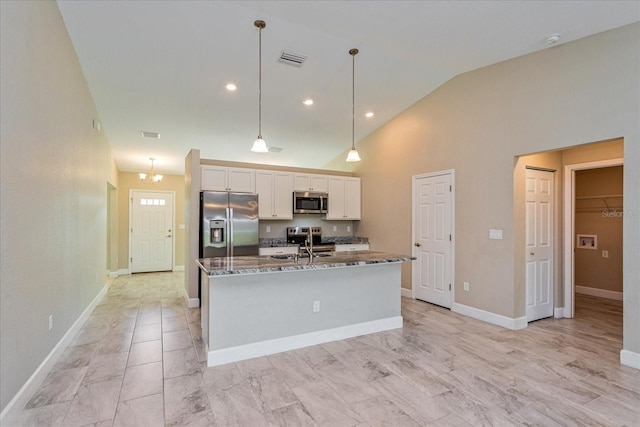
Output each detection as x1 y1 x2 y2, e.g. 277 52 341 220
270 252 333 260
270 254 297 260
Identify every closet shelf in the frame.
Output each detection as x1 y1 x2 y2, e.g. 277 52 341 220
575 194 623 200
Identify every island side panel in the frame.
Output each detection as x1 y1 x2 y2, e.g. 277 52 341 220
207 262 402 352
200 270 209 348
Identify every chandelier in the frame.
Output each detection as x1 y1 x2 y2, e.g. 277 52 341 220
139 157 163 184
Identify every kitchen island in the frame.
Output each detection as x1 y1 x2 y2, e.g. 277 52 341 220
197 251 414 367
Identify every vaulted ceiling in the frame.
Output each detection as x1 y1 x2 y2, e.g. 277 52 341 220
57 1 640 175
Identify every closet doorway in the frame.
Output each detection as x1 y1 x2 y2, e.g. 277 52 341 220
563 158 624 317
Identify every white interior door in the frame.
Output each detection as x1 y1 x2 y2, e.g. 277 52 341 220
413 172 453 308
131 190 174 273
525 168 554 321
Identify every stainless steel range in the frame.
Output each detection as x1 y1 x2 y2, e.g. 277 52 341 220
286 227 335 253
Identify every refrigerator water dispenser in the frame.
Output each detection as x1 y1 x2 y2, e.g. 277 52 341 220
209 220 225 243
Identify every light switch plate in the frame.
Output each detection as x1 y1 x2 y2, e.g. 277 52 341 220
489 229 503 240
602 250 608 258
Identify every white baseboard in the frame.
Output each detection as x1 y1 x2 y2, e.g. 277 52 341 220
182 288 199 308
620 350 640 370
207 316 403 367
575 285 623 301
452 303 527 330
173 265 185 272
554 307 565 318
401 288 412 298
118 268 131 276
0 284 108 425
109 271 119 278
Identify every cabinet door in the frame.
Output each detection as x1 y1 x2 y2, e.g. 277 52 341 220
343 177 361 220
201 166 228 191
228 168 255 193
255 171 274 219
272 172 293 219
294 174 328 192
309 175 328 192
326 177 346 220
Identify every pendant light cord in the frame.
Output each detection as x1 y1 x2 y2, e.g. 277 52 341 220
258 23 262 138
349 48 359 151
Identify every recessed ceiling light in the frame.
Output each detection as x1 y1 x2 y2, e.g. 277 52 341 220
545 34 561 44
303 98 314 106
365 111 374 118
225 83 237 91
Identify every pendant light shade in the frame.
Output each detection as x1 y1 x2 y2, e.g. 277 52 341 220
346 48 361 162
251 20 269 153
346 148 361 162
251 136 268 153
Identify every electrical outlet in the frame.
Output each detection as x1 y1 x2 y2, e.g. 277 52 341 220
347 226 351 233
602 250 608 258
463 282 470 292
333 225 337 232
48 315 53 331
266 226 271 233
313 300 320 313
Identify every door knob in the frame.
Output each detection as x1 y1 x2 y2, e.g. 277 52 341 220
415 243 421 247
530 252 535 256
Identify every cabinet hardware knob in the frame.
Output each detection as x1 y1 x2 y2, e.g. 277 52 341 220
415 243 421 247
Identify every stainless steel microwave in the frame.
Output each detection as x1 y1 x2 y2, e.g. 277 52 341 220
293 192 328 214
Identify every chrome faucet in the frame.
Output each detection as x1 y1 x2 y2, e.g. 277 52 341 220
304 228 314 258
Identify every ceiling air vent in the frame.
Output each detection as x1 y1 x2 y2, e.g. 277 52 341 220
140 131 160 139
278 50 307 67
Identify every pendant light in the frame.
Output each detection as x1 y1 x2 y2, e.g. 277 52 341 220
346 48 361 162
251 20 269 153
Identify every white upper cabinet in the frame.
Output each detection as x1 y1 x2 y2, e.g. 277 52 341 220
255 170 293 220
201 166 255 193
327 177 361 220
293 174 328 193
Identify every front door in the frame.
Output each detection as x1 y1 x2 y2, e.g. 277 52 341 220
130 190 174 273
413 172 453 308
525 168 554 321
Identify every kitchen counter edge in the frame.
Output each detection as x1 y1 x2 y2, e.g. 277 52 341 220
197 251 414 276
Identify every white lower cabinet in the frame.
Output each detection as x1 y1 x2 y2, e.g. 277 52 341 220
335 243 369 252
259 246 299 256
255 170 293 220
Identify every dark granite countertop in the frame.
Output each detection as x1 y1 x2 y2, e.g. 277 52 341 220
197 251 414 276
258 236 369 248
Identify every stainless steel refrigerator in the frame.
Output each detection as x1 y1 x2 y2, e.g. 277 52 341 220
200 191 259 257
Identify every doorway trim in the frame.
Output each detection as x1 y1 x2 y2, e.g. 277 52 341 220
411 169 455 306
563 158 623 318
128 189 176 273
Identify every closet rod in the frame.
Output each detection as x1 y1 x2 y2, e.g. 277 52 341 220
575 194 623 200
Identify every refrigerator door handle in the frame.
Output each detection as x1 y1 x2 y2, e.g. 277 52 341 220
227 207 234 257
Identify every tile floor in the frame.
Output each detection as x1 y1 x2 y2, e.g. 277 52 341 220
13 271 640 426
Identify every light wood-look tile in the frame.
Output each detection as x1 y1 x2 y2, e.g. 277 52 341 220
17 274 638 427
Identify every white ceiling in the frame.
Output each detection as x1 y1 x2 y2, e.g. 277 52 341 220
56 1 639 175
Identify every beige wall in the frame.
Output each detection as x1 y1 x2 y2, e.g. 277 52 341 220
117 172 185 271
336 24 639 355
1 1 116 412
575 166 623 294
